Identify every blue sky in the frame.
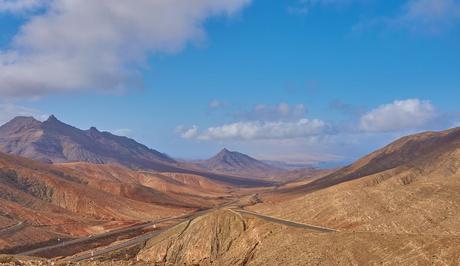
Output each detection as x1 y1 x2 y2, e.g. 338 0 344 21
0 0 459 165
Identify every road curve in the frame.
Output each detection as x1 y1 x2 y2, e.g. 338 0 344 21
66 211 212 262
65 204 336 262
67 228 165 262
18 215 187 257
65 200 241 263
233 209 337 233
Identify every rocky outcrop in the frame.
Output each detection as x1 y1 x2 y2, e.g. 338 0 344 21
137 210 261 265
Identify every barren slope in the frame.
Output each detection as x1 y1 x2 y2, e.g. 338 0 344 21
57 163 232 208
0 152 196 251
251 127 460 235
133 210 460 265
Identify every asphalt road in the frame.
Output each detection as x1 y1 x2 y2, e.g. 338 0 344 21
234 209 337 233
18 214 190 257
68 207 337 262
64 200 240 263
67 228 165 262
69 206 244 263
18 197 335 263
12 199 239 261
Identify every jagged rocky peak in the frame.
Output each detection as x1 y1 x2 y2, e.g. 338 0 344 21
44 114 60 123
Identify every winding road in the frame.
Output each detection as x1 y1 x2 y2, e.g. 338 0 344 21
66 207 337 262
19 214 191 257
15 199 239 261
13 196 336 263
67 228 165 262
233 209 337 233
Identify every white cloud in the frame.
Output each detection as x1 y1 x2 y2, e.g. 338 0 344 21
195 118 329 140
176 125 199 139
234 103 307 121
0 103 47 124
0 0 251 97
360 99 437 132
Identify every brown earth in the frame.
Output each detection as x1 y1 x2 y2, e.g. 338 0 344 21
250 127 460 235
0 152 237 252
129 210 460 265
56 163 233 208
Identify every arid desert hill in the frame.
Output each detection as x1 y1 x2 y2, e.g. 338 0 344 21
276 126 460 195
55 162 233 207
0 151 238 252
197 148 284 178
132 209 460 265
252 127 460 235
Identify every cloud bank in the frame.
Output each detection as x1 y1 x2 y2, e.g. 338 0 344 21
179 98 444 143
198 119 330 140
0 0 251 97
360 99 437 132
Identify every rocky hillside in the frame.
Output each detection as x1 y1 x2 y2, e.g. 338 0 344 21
132 209 460 265
281 127 460 195
0 115 175 170
0 152 231 252
252 127 460 235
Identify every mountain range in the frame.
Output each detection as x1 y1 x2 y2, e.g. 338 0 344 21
0 115 175 169
0 116 276 186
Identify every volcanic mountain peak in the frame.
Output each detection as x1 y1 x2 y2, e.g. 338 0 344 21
198 148 283 178
218 147 230 154
209 148 266 167
45 114 59 122
216 148 248 159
